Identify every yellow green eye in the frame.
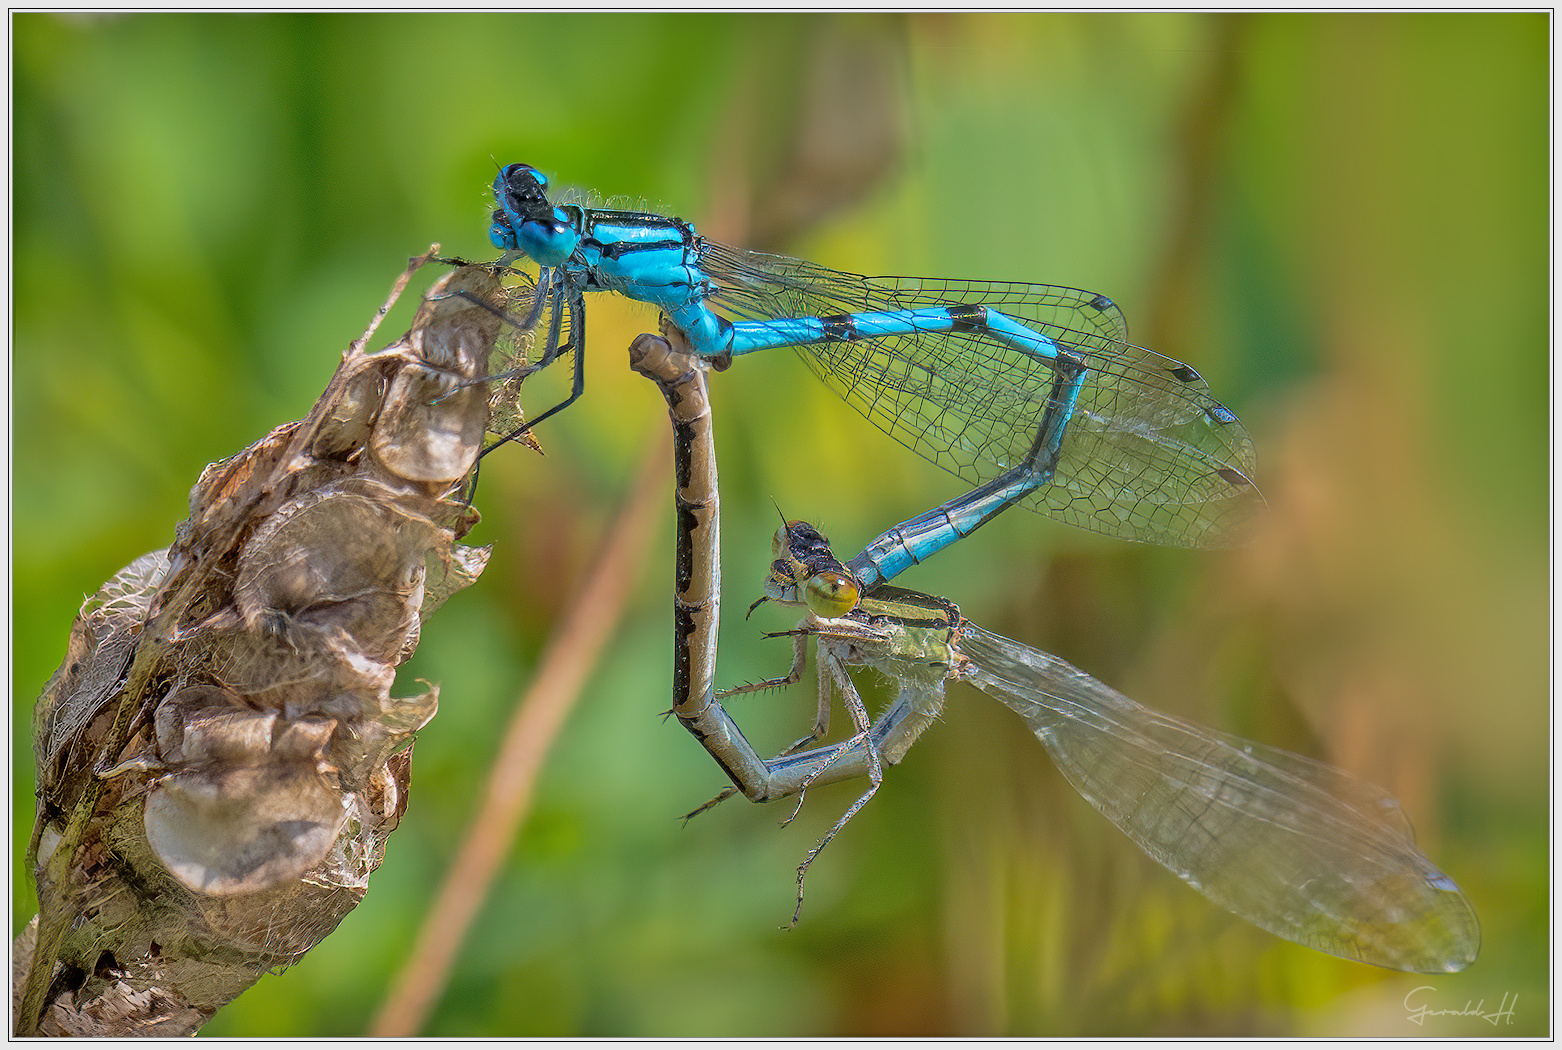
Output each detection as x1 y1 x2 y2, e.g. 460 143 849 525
804 570 860 619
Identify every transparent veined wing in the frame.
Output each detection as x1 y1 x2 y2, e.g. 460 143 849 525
956 623 1478 972
703 244 1262 548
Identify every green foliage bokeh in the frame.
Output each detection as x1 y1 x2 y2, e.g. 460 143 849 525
12 11 1548 1037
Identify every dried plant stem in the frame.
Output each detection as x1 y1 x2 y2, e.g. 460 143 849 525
16 251 511 1036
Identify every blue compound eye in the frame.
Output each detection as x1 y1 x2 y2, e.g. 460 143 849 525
489 217 517 252
516 216 577 268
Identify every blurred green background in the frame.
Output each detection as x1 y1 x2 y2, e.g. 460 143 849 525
12 12 1547 1037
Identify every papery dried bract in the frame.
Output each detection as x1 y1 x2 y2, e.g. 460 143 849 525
145 688 345 896
18 258 518 1036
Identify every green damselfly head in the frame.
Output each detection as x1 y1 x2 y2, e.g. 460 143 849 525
761 519 861 619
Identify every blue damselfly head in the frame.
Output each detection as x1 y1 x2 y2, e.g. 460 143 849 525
491 163 578 267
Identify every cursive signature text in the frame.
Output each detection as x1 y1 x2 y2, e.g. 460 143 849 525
1404 986 1517 1027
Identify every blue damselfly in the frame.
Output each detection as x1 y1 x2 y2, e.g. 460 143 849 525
493 163 1263 582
